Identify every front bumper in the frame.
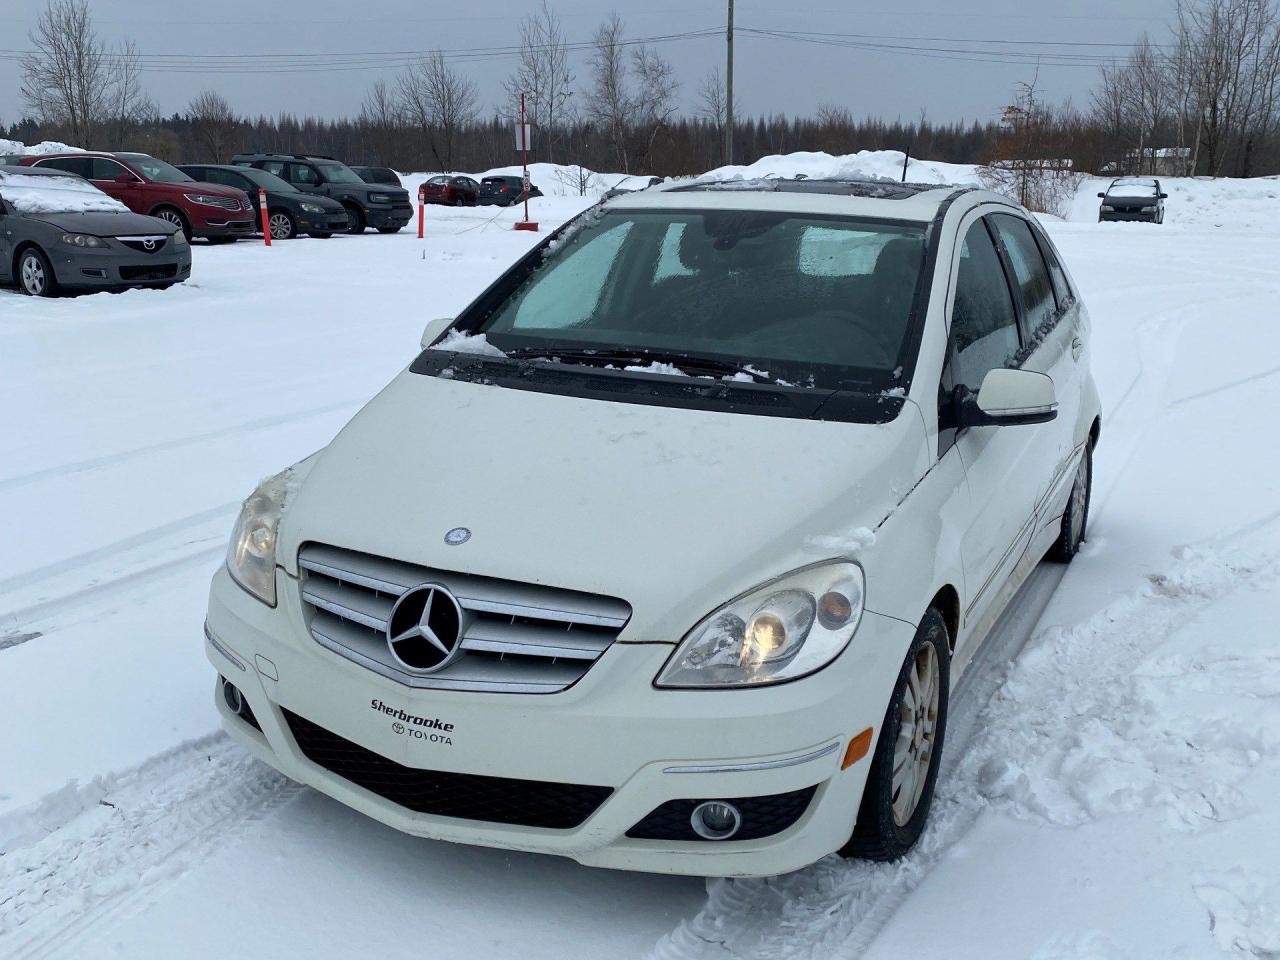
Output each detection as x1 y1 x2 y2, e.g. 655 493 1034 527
205 564 912 876
364 203 412 229
192 215 254 238
52 246 192 288
301 211 349 233
1099 208 1159 222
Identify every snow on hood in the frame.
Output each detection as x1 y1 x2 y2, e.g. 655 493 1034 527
277 371 929 643
0 172 128 215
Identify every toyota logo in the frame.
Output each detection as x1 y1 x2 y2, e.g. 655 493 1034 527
386 584 464 673
142 238 156 251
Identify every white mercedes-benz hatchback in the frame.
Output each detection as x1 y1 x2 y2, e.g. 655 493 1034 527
206 179 1100 877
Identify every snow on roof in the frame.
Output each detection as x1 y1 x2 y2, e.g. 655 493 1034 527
0 170 128 214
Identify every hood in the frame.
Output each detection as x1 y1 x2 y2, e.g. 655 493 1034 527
278 371 930 644
25 209 178 236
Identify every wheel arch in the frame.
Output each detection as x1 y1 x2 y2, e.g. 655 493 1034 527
1089 415 1102 452
13 240 56 283
927 585 961 652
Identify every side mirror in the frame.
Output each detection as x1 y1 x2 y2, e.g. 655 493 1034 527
954 369 1058 428
1096 192 1106 199
420 316 453 349
1159 192 1168 199
115 172 137 184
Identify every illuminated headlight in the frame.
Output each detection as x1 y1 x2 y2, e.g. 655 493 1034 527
299 202 325 214
184 193 227 206
656 562 865 688
367 192 392 203
226 471 289 606
61 233 106 248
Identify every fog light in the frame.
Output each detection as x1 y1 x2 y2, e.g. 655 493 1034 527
690 801 742 840
222 677 244 715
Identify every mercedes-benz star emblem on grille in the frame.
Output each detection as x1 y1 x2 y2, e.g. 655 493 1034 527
444 527 471 545
142 238 156 251
386 584 464 673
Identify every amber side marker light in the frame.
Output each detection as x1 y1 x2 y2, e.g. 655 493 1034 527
842 727 874 769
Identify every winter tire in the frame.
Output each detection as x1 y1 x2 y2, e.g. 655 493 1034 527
17 248 57 297
345 204 366 234
268 211 297 240
1050 442 1092 562
841 607 950 862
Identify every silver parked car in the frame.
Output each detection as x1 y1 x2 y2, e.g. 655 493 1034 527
0 165 191 297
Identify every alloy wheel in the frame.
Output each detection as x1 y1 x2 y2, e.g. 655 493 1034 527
20 254 46 296
892 641 940 826
1069 452 1090 547
269 212 293 240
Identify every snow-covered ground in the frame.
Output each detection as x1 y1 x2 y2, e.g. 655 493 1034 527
2 157 1279 960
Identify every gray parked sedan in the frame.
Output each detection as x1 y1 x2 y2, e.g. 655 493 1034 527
0 165 192 296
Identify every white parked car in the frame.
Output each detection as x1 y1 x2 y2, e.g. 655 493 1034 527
206 179 1100 877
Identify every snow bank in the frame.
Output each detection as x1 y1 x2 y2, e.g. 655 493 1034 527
699 149 982 187
399 162 640 203
1067 173 1280 228
0 170 128 214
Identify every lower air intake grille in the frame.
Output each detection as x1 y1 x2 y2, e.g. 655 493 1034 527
626 786 817 842
283 709 613 829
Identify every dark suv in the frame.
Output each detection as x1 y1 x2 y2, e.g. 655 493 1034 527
478 175 543 206
350 165 401 187
18 151 254 242
231 154 411 234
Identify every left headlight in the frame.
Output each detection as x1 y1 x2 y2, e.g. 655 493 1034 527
226 471 289 606
299 202 324 214
61 233 106 248
655 561 865 688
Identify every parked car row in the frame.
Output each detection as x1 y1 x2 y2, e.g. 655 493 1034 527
231 154 412 234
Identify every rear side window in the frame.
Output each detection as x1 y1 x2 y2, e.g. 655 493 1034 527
35 156 92 177
286 163 319 186
951 220 1021 390
203 168 249 190
260 161 285 176
1030 223 1072 305
990 213 1057 332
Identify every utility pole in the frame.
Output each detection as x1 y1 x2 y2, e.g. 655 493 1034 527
725 0 734 165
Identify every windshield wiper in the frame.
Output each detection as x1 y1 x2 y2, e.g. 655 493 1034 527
503 346 788 385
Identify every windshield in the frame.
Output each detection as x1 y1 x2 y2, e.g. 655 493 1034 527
472 209 927 388
0 171 128 215
236 167 296 192
316 162 366 185
120 155 194 183
1107 178 1158 198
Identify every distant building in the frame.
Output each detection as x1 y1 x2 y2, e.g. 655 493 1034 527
1103 147 1191 176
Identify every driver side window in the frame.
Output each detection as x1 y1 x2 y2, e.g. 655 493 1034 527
950 219 1021 391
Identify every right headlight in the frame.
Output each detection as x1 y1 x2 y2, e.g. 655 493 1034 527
299 202 324 214
226 471 289 606
655 561 865 688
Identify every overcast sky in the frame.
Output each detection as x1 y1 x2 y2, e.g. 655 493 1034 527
0 0 1174 133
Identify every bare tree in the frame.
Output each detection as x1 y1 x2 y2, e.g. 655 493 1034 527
397 51 479 172
188 90 240 161
359 79 403 166
504 0 574 162
585 13 678 174
698 66 739 164
631 45 679 172
587 13 632 171
20 0 153 147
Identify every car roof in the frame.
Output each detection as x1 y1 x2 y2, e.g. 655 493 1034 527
605 178 982 222
0 163 86 178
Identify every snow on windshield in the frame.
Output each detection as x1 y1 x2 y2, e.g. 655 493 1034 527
0 171 128 214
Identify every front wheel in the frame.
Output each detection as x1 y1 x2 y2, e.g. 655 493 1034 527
1050 443 1092 562
268 211 297 241
17 248 57 297
344 205 366 235
841 607 950 861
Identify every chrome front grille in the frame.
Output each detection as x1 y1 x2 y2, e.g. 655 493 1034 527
204 196 244 211
117 235 168 254
297 543 630 694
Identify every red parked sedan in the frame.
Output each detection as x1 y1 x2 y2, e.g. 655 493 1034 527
19 152 254 242
420 174 480 206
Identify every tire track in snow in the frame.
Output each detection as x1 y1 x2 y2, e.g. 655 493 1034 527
0 398 359 493
0 736 300 960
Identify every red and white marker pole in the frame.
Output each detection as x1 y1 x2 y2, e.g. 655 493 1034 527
417 184 425 239
515 93 538 232
259 188 271 246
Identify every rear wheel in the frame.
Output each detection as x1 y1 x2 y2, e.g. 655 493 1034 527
268 211 297 241
344 204 366 234
17 248 57 297
152 206 191 241
841 608 950 861
1050 443 1092 562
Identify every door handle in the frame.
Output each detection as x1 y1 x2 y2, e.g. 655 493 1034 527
1071 337 1082 361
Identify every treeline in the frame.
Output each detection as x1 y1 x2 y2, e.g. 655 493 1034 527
11 0 1280 179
